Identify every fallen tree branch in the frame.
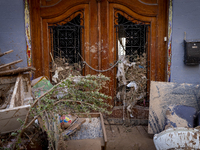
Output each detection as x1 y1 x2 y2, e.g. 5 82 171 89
24 99 103 130
14 74 112 149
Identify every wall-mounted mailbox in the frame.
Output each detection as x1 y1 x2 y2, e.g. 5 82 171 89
184 40 200 65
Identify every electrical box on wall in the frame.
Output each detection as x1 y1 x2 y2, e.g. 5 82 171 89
184 40 200 65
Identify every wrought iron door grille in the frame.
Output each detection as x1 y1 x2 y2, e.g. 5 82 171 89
49 11 84 64
115 13 149 61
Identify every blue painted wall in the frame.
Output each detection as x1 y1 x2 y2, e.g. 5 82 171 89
171 0 200 84
0 0 27 68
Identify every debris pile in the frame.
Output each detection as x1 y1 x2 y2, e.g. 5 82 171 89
0 50 109 150
0 86 14 110
0 125 48 149
51 57 83 84
0 50 35 110
0 50 39 149
15 74 111 149
116 53 148 107
0 50 35 77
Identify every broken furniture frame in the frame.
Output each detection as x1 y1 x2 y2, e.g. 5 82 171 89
42 112 107 150
0 73 32 134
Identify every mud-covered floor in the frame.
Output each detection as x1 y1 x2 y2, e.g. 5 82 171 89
105 125 156 150
0 124 156 150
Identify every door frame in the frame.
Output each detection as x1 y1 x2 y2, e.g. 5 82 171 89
30 0 169 106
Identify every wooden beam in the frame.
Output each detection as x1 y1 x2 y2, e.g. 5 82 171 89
20 76 25 106
0 59 23 69
0 50 13 57
0 67 36 77
9 75 21 108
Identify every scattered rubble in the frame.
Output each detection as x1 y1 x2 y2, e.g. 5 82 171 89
0 49 149 149
0 50 36 149
51 57 83 84
116 53 148 107
10 73 111 149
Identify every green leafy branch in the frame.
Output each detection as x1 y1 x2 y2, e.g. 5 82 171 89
13 74 112 149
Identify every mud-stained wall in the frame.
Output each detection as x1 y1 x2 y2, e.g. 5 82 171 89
171 0 200 84
0 0 27 67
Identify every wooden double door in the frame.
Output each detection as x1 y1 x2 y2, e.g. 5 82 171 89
30 0 168 105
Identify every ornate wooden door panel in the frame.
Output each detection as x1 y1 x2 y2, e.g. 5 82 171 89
30 0 168 105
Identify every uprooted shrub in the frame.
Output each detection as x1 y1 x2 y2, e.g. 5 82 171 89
13 74 112 149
